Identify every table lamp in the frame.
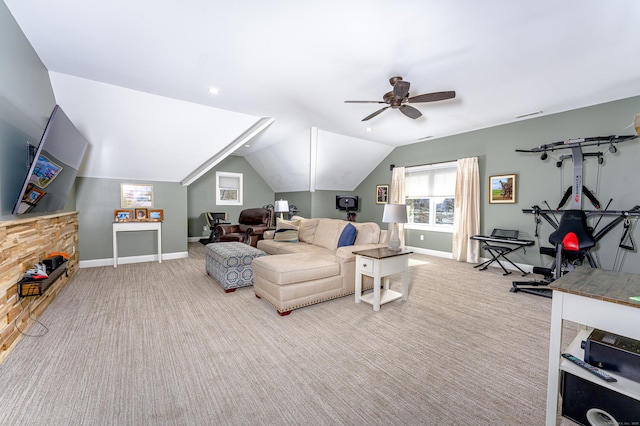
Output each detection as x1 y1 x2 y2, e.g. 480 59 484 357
274 199 289 221
382 204 408 251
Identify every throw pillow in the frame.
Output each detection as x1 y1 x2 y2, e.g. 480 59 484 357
337 223 357 247
273 218 299 242
274 229 298 242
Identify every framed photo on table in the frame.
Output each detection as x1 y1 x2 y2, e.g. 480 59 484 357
148 209 164 221
376 184 389 204
114 209 133 222
489 174 517 204
135 208 148 220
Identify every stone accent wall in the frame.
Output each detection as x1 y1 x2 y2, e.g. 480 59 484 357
0 212 79 364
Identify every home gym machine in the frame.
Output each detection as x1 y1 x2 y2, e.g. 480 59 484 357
511 134 640 297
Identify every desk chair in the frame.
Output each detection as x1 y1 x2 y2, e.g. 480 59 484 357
199 212 228 245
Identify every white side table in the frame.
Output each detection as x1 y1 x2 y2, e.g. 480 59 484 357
112 221 162 268
353 247 412 311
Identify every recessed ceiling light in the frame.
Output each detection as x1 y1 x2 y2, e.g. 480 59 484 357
365 127 373 132
244 144 250 148
208 87 219 95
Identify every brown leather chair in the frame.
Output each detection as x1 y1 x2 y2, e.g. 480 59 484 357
216 208 273 247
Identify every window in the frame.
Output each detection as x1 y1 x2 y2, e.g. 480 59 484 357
216 172 243 205
404 161 456 232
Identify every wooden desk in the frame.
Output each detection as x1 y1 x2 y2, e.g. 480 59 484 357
112 221 162 268
353 247 412 311
546 267 640 425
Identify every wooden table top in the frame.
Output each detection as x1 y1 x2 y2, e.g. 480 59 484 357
549 266 640 308
352 247 413 259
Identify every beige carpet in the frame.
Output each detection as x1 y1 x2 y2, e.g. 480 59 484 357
0 243 577 425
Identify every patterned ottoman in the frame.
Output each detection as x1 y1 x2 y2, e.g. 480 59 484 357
205 242 266 292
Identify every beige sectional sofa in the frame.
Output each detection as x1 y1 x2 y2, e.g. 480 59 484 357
253 218 388 315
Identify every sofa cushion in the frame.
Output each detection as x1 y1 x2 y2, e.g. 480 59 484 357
337 223 357 247
352 222 381 245
298 218 320 243
312 219 344 250
252 253 339 285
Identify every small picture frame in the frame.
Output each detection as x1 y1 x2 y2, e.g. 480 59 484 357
147 209 164 222
22 184 46 205
135 208 148 220
114 209 133 222
489 174 517 204
376 184 389 204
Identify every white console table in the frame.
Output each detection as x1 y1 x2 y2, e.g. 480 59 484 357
112 221 162 268
546 266 640 425
353 247 412 311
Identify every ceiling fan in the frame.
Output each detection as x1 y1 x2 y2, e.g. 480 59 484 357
345 76 455 121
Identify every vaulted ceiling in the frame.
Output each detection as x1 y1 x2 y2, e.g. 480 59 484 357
5 0 640 192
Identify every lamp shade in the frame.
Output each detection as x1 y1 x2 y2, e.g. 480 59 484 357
382 204 408 224
274 199 289 213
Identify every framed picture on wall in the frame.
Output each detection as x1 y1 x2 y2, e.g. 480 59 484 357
121 183 154 208
489 174 517 204
376 184 389 204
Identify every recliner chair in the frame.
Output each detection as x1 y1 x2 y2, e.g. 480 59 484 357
216 208 273 247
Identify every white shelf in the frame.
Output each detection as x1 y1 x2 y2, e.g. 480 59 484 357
560 328 640 401
359 289 403 306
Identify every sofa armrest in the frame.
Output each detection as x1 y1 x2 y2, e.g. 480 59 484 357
216 224 240 236
263 230 275 240
246 224 270 235
335 243 388 263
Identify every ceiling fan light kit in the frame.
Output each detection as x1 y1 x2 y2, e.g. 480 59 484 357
345 76 456 121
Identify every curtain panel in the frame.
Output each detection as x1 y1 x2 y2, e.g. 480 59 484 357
452 157 480 262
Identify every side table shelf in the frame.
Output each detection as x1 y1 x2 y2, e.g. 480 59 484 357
561 329 640 400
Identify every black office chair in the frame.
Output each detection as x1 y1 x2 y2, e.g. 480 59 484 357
199 212 228 245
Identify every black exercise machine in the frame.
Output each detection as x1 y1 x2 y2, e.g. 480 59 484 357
199 212 228 245
511 134 640 297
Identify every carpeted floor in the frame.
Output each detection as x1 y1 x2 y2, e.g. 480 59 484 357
0 243 577 425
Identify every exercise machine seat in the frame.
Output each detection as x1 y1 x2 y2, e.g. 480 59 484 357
549 210 595 253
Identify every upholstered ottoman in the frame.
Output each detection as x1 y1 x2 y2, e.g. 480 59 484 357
252 253 343 315
205 242 266 292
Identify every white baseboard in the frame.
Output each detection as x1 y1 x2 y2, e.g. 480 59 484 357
405 245 533 274
79 251 189 268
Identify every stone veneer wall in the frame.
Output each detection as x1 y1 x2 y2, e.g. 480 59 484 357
0 211 79 364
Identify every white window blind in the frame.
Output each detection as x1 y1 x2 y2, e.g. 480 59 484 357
405 162 457 197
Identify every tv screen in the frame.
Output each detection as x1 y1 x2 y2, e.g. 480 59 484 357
336 195 358 211
12 105 88 215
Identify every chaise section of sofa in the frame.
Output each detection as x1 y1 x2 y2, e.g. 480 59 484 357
253 218 388 314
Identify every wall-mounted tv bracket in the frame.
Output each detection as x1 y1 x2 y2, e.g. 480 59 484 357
516 135 637 210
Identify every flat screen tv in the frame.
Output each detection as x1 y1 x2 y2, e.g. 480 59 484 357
12 105 88 215
336 195 358 211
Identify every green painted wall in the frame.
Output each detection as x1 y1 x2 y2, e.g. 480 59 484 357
0 2 57 219
187 156 274 237
75 177 187 260
355 95 640 273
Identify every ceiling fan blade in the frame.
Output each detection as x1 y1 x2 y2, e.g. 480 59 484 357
344 100 385 104
393 80 410 99
362 106 390 121
399 105 422 119
407 91 456 103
